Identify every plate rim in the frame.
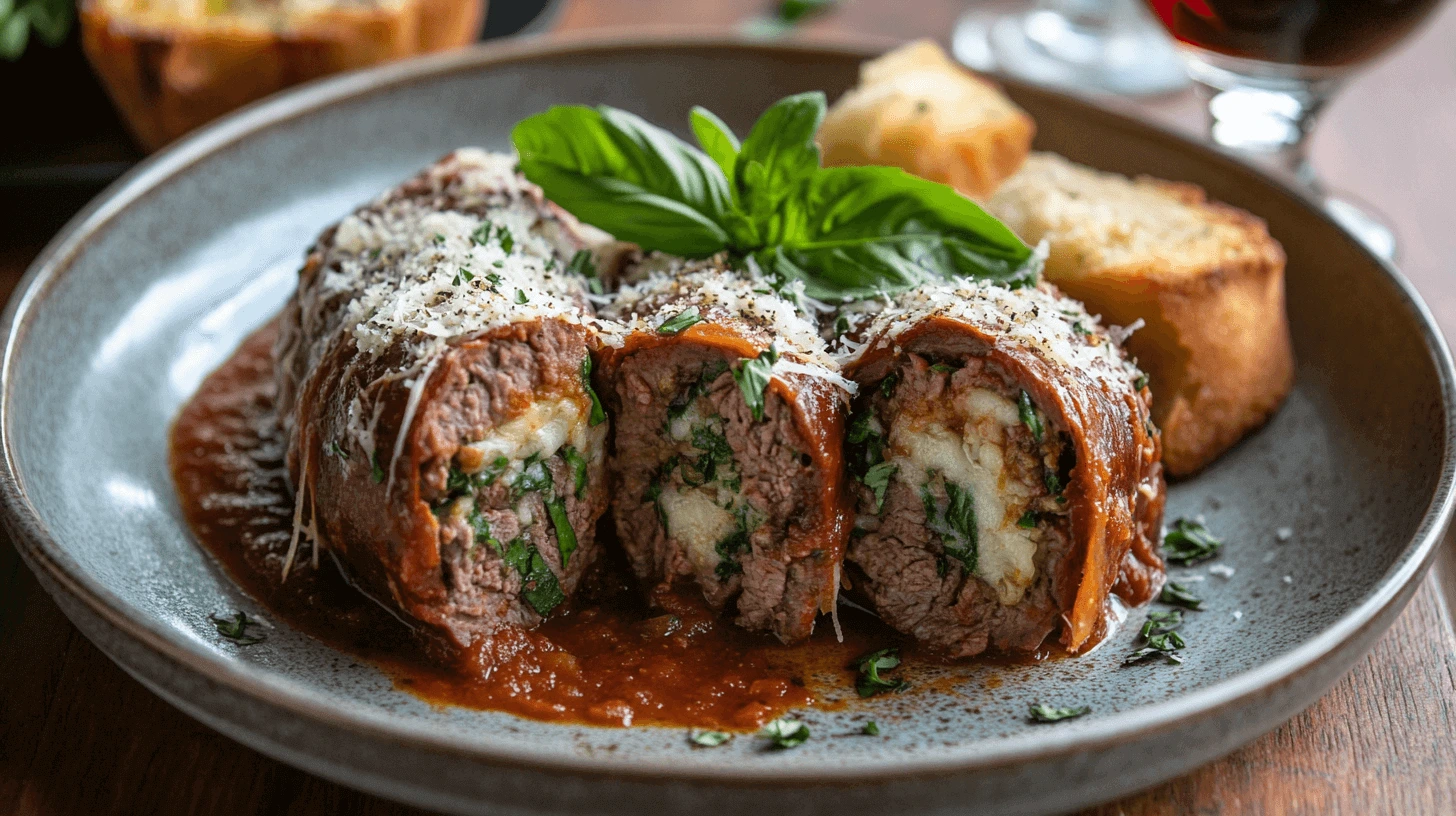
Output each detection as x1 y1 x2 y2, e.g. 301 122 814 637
3 30 1454 783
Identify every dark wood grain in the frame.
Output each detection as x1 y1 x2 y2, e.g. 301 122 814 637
4 0 1456 813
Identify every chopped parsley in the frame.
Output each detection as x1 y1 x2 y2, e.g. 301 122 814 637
502 537 564 615
1134 372 1149 390
567 249 603 294
732 345 778 422
1017 509 1039 529
326 440 350 459
1028 703 1090 723
861 462 897 513
1124 629 1186 665
1140 609 1183 638
923 476 978 574
546 498 578 567
657 307 703 335
1018 390 1044 442
560 446 589 498
689 730 731 747
514 289 529 304
833 314 851 336
497 227 514 254
470 223 491 245
452 268 474 286
1160 582 1204 610
862 721 881 736
446 465 473 495
853 647 906 697
777 0 837 24
432 233 446 245
209 611 265 646
879 372 899 399
1162 518 1223 565
468 508 501 555
476 455 511 486
580 355 607 426
370 450 385 484
713 527 749 580
760 717 810 749
1072 321 1090 336
511 453 553 498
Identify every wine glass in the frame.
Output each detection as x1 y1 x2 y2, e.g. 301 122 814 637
1143 0 1447 260
953 0 1190 96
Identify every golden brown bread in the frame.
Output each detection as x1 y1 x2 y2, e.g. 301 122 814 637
987 153 1294 475
80 0 485 150
817 40 1035 201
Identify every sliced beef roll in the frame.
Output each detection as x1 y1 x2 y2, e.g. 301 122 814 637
838 279 1165 657
597 256 853 643
273 149 617 659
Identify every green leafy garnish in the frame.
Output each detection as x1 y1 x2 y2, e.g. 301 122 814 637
1124 629 1187 665
209 611 265 646
477 455 511 486
580 355 607 426
468 508 500 555
511 93 1034 300
561 446 590 498
1140 609 1183 638
1028 704 1090 723
370 450 386 484
1018 390 1044 442
446 465 473 495
853 647 906 697
453 268 475 286
547 498 578 568
862 721 881 736
713 527 749 580
326 440 350 460
567 249 603 295
861 462 897 513
777 0 837 24
1163 518 1223 565
689 730 732 747
732 345 778 422
657 306 704 335
1160 582 1204 610
502 538 565 616
1134 372 1150 390
923 477 977 574
1016 509 1039 529
1043 468 1063 497
511 453 553 498
879 372 900 400
760 717 810 749
0 0 72 61
514 289 529 305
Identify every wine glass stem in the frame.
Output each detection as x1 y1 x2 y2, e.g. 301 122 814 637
1197 80 1333 192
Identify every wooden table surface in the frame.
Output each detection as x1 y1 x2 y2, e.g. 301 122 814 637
4 1 1456 813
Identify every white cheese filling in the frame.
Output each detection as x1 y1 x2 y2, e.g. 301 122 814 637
659 487 737 577
886 386 1039 605
463 397 594 483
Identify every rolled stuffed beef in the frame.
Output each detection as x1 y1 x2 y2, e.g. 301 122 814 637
838 279 1165 657
597 257 853 643
273 149 616 657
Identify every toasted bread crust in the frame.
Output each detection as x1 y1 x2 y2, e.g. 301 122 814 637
989 155 1294 475
80 0 484 150
817 40 1034 201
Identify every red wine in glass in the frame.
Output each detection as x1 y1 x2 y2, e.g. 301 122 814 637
1145 0 1443 68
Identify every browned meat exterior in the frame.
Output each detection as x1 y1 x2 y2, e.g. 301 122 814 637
598 257 852 643
272 149 616 659
839 280 1165 656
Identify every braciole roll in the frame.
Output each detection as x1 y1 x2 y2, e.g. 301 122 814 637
837 278 1165 656
597 255 854 643
273 149 619 659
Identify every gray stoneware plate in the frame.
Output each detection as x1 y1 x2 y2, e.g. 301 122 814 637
2 34 1453 816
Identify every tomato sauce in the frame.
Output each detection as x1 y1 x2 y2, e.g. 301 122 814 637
170 324 917 729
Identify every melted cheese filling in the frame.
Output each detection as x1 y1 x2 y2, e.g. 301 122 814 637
887 386 1039 605
464 397 595 482
659 488 736 577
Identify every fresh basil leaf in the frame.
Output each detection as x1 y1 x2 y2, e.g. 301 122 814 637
853 647 906 697
209 611 265 646
512 105 733 256
689 729 732 747
1018 390 1044 442
1029 703 1089 723
735 92 826 221
370 450 386 484
690 106 741 186
1160 582 1203 610
1163 518 1223 565
732 345 778 422
862 720 881 736
581 355 607 426
861 462 896 513
658 306 703 335
561 446 589 498
760 717 810 749
757 165 1035 299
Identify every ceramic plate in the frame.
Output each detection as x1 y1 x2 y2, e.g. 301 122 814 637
3 35 1452 816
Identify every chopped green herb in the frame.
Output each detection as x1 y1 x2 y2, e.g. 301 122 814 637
646 480 668 527
1028 703 1090 723
209 611 265 646
561 446 589 498
862 721 881 736
879 372 899 399
1140 609 1183 638
470 223 491 245
514 289 529 304
930 362 957 373
713 527 749 580
1072 321 1090 336
939 481 978 573
732 345 778 422
861 462 897 513
853 647 906 697
485 272 503 286
568 249 597 278
689 730 731 747
834 314 851 336
326 440 350 459
1162 518 1223 565
581 355 607 426
476 455 511 486
760 717 810 749
446 465 473 495
468 508 500 555
657 307 703 335
1134 373 1149 390
511 454 553 498
1017 509 1039 529
502 537 565 615
370 450 386 484
453 268 475 286
497 226 515 254
1018 390 1044 442
1124 629 1186 665
777 0 837 24
1160 582 1204 610
547 498 578 567
1043 468 1062 497
432 233 446 245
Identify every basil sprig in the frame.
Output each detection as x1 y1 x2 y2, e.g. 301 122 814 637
513 93 1036 299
